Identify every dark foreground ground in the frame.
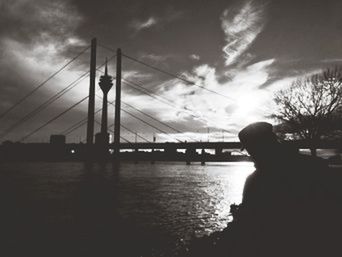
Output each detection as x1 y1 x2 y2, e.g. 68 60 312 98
0 165 341 257
179 165 342 257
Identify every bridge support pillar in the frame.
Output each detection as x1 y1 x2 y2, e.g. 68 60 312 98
201 149 206 165
185 147 196 165
114 48 122 158
86 38 97 145
215 147 223 156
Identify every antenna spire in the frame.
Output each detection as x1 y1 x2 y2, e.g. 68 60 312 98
105 57 108 75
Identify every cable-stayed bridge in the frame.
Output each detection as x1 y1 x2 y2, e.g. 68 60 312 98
0 38 339 162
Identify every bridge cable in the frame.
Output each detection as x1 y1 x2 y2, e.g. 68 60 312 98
121 53 234 101
62 106 102 136
101 50 256 134
0 55 116 140
97 46 233 101
96 95 182 142
62 104 103 135
121 101 197 142
122 79 205 120
61 100 151 142
120 123 151 142
120 108 182 143
0 45 90 120
19 96 89 142
64 119 88 136
64 116 150 143
98 49 234 135
122 80 179 110
122 79 232 134
94 120 131 143
98 43 118 53
0 74 88 139
122 79 205 125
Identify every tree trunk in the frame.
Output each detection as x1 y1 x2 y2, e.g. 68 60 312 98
310 147 317 157
310 134 320 157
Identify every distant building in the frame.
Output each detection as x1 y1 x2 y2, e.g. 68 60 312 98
50 135 66 145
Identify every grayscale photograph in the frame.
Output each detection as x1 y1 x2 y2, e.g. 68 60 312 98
0 0 341 256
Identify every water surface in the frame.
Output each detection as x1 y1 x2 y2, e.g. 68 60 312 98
0 161 253 256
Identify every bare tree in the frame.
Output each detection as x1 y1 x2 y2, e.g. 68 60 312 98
273 67 342 156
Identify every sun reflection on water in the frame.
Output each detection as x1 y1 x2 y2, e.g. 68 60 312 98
195 162 254 234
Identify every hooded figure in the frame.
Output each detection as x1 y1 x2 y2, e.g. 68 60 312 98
230 122 336 257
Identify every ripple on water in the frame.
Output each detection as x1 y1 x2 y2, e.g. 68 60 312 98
0 161 254 241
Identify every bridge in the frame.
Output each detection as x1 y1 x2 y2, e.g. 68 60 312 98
0 38 340 162
0 39 236 148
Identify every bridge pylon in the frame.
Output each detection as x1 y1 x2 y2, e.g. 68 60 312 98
114 48 122 157
86 38 97 145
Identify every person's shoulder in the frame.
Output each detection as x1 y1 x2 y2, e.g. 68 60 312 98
244 170 259 188
246 169 258 179
242 170 259 203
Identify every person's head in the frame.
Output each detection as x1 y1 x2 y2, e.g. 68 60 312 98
238 122 279 165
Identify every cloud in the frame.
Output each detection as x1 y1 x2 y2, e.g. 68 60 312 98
0 0 87 90
150 58 276 141
123 70 153 81
0 0 84 45
0 0 87 96
130 17 158 31
221 0 266 66
0 0 89 141
190 54 200 61
129 8 183 33
321 58 342 63
0 0 320 143
132 0 276 141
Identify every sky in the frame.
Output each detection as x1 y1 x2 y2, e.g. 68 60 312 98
1 0 342 143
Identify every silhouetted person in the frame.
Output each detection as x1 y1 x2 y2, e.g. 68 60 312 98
228 122 341 257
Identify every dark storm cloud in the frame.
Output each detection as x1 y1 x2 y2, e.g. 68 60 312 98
0 0 88 141
0 0 86 89
250 0 342 62
0 0 84 50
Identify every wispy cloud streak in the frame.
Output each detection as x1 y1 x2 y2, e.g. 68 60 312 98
130 17 158 31
221 0 266 66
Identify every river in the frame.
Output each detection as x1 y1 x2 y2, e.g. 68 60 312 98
0 161 254 256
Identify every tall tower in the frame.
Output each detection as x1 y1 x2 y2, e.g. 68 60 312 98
95 59 113 145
